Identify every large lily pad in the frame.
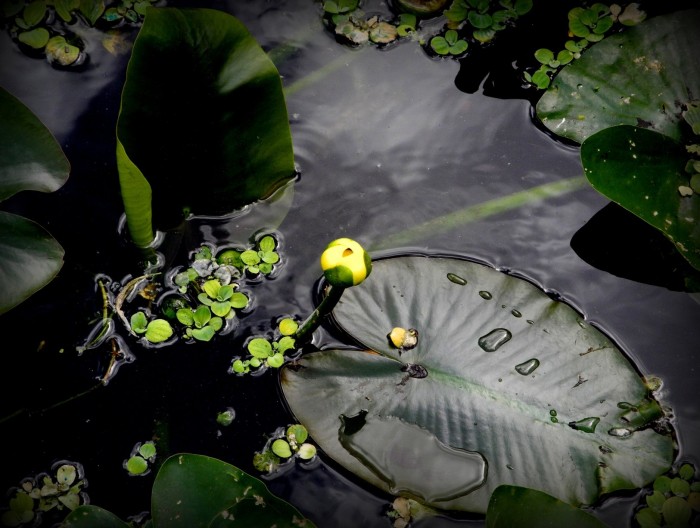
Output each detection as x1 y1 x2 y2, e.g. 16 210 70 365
117 7 295 233
281 256 674 513
536 9 700 144
581 125 700 270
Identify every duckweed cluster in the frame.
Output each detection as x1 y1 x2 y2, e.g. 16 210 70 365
253 424 317 474
634 462 700 528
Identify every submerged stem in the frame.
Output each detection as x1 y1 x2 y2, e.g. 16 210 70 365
294 284 345 345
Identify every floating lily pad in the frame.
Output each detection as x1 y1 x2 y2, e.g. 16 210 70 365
486 485 607 528
536 9 700 144
281 256 674 513
581 125 700 270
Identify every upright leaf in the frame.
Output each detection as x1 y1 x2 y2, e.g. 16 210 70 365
117 7 295 232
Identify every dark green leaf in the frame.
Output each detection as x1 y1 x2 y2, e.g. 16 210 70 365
22 0 46 27
63 505 130 528
0 212 64 315
151 454 315 527
581 126 700 270
18 27 49 48
78 0 104 25
116 8 295 230
0 87 69 201
486 485 607 528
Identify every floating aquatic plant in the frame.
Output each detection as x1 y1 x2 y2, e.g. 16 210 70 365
253 424 317 474
125 440 157 476
524 3 646 90
1 461 87 527
281 255 675 513
62 454 316 527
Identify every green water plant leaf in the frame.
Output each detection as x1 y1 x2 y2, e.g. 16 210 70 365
581 125 700 270
486 485 607 528
536 9 700 144
281 256 674 513
0 87 68 315
117 7 295 240
64 454 315 527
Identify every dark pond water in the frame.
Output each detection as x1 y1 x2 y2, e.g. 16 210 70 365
1 1 699 527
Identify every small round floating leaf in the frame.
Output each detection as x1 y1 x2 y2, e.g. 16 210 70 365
18 27 49 48
671 477 691 497
241 249 261 265
232 359 248 373
248 338 273 358
646 490 666 513
23 0 47 27
287 424 308 444
176 308 194 326
191 326 215 342
193 305 211 327
277 336 296 354
45 36 80 66
139 441 157 460
208 317 223 331
635 507 661 528
217 408 235 426
297 443 316 460
534 48 554 65
654 475 673 494
130 311 148 334
210 301 231 318
279 318 298 336
56 464 77 486
663 496 692 526
271 439 292 458
679 463 695 481
281 255 674 513
229 292 248 309
430 36 450 55
145 319 173 343
126 455 149 475
266 352 285 368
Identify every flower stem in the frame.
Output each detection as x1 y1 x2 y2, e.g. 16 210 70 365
294 284 345 345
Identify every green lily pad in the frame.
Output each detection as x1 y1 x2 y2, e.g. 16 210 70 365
63 505 130 528
281 256 674 513
581 125 700 270
486 485 607 528
117 7 295 234
63 454 315 527
536 9 700 144
151 454 315 527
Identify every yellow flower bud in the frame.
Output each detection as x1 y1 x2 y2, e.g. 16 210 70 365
388 327 419 351
320 238 372 288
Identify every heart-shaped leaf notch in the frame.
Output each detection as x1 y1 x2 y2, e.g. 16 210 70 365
281 255 675 514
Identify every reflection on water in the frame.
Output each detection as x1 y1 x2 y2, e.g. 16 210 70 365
1 0 699 527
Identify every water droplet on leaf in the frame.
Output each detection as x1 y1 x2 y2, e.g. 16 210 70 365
515 358 540 375
478 328 512 352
